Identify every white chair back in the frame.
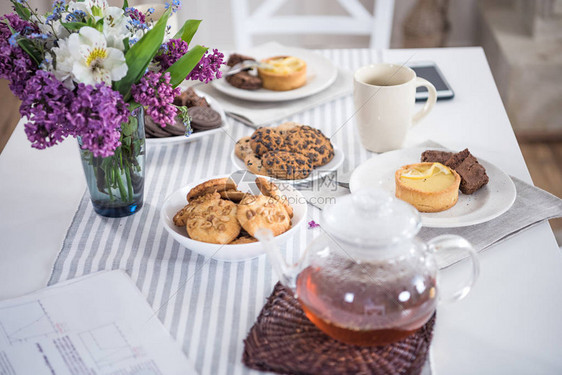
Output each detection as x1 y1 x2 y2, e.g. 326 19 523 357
231 0 395 50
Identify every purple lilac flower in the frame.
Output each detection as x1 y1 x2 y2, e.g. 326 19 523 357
19 70 73 150
125 7 146 24
19 70 129 157
131 71 180 128
154 38 188 70
68 83 130 157
0 13 39 98
187 48 225 83
308 220 320 229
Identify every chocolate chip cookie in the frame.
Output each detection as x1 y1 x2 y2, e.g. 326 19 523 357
284 125 334 167
235 136 253 160
250 127 287 156
262 150 313 180
237 195 291 237
244 153 266 175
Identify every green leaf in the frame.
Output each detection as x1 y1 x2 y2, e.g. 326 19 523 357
12 2 31 21
95 17 104 32
122 116 137 137
122 0 129 10
60 21 88 31
173 19 202 45
166 45 208 88
17 39 42 66
122 37 130 54
114 8 171 100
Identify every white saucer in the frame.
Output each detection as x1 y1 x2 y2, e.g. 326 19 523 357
349 147 516 228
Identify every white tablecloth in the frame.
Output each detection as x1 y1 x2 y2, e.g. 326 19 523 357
1 47 561 375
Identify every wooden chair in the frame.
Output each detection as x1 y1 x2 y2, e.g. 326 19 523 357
230 0 395 50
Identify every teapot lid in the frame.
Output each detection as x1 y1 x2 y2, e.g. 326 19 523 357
322 189 421 246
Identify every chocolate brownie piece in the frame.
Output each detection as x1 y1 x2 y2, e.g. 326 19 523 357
226 71 262 90
175 87 210 108
421 150 453 164
227 53 256 67
444 149 489 194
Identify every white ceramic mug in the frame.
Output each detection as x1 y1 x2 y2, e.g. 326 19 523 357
353 64 437 152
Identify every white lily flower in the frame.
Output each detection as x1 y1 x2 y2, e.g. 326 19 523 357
67 27 128 86
68 0 109 22
103 7 130 50
51 38 76 89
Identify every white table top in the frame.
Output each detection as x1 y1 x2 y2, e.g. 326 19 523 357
1 47 561 374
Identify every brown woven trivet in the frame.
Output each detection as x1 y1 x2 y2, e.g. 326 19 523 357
243 282 435 375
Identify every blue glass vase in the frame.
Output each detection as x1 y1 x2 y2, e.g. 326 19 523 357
78 107 145 218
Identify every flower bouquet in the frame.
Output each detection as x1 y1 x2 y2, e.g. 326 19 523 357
1 0 224 217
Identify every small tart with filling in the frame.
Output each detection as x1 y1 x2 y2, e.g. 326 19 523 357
257 56 307 91
395 162 461 212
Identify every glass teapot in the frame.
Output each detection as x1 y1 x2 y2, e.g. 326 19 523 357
256 189 479 346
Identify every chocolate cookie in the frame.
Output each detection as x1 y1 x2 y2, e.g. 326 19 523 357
250 127 287 156
163 116 188 136
262 150 313 180
188 106 222 131
284 126 334 167
226 71 262 90
144 115 171 138
227 53 256 67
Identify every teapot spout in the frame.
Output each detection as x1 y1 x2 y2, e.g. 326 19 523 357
255 228 299 290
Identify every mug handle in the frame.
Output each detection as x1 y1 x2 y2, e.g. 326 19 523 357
428 235 480 303
412 77 437 125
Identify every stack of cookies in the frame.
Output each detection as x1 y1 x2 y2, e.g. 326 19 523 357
145 88 222 138
235 122 335 180
173 177 293 245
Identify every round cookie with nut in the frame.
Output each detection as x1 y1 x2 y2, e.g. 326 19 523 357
230 235 257 244
284 125 334 167
174 192 221 227
186 199 241 244
187 177 238 202
249 127 287 156
237 195 291 237
262 150 313 180
255 177 293 218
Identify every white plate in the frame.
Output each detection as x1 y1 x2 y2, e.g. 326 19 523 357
160 174 307 261
212 44 338 102
230 143 344 184
349 147 516 228
146 89 228 145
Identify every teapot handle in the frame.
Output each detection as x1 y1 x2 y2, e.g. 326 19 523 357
428 235 480 302
255 228 301 291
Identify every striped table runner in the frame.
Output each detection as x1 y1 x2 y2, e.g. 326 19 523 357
49 49 382 375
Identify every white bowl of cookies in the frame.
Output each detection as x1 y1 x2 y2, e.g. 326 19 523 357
160 173 307 261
